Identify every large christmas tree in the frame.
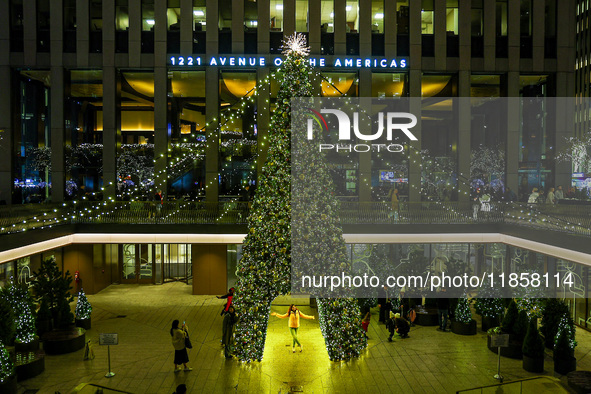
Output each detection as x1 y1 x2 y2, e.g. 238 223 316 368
233 34 365 361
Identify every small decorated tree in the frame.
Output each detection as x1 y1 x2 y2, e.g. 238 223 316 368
75 289 92 320
455 295 472 324
2 280 36 344
32 257 75 329
541 298 570 349
553 313 577 374
0 340 15 384
514 309 529 342
0 297 15 346
523 317 544 358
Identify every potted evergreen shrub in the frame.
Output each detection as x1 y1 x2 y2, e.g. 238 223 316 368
36 299 53 335
75 289 92 329
0 296 15 347
540 298 569 349
32 257 75 329
451 295 476 335
553 313 577 375
522 317 545 372
487 300 522 359
474 276 505 331
0 341 16 393
514 310 529 343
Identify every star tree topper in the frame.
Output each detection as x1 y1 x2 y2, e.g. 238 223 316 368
281 33 310 57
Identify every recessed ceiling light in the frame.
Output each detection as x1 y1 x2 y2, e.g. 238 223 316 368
346 6 352 11
194 10 204 16
330 12 334 18
146 19 155 25
276 4 283 10
375 13 384 19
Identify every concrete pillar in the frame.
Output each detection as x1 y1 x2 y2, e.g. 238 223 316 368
103 0 116 63
154 67 168 198
358 71 372 203
50 67 65 202
483 0 496 69
206 0 219 54
308 0 321 54
408 69 422 203
205 67 219 201
258 0 270 53
531 0 544 70
334 0 346 55
0 67 12 204
77 0 90 66
180 0 193 55
257 68 270 175
358 0 371 58
23 0 37 65
458 0 471 67
283 0 295 37
384 0 397 57
129 0 141 67
457 72 471 203
409 0 422 70
507 0 520 70
232 0 244 53
505 72 520 199
155 0 167 57
102 66 119 202
434 0 446 68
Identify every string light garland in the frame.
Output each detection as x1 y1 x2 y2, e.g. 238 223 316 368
2 279 36 344
0 340 14 384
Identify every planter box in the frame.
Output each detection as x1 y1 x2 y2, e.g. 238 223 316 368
554 355 577 375
37 319 53 336
415 310 439 326
481 315 500 332
15 350 45 381
15 337 39 353
452 319 477 335
487 334 523 359
41 327 85 355
75 318 91 330
0 374 17 394
522 354 544 373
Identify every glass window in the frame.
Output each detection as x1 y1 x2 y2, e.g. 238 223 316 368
219 72 258 197
446 0 458 35
372 0 384 33
296 0 308 32
244 0 258 29
219 0 232 30
321 72 359 97
422 0 434 34
397 1 410 35
496 0 508 36
0 262 16 288
471 0 483 36
16 70 51 204
37 0 50 52
372 73 407 98
64 0 76 52
346 1 359 32
321 0 334 33
90 0 103 53
167 0 180 31
168 71 206 199
193 0 206 31
520 0 531 36
65 70 104 201
270 0 283 31
116 0 129 31
142 0 155 31
119 71 155 200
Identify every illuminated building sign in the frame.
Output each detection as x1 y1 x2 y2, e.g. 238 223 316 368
169 55 407 69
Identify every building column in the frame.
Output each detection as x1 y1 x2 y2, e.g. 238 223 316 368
258 0 270 54
383 0 397 57
154 1 168 198
334 0 346 55
23 0 37 65
76 0 90 66
180 0 193 55
283 0 295 37
505 71 520 198
102 67 119 202
554 83 575 190
358 71 372 203
358 0 371 58
232 0 244 53
408 69 422 203
457 72 471 203
0 67 13 204
408 0 422 71
257 68 270 175
50 67 65 203
507 0 520 68
308 0 320 54
433 0 446 68
206 0 219 54
531 0 544 70
483 0 496 69
129 0 142 67
205 67 219 202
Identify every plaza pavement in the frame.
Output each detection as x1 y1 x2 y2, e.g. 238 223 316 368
16 282 590 393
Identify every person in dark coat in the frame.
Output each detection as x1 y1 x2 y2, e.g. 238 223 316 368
222 306 238 359
377 286 390 323
394 313 410 338
436 296 450 332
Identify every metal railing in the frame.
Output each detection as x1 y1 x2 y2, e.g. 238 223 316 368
456 376 567 393
0 200 590 238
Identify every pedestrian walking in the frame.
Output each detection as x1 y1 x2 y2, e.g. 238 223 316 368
271 304 315 353
170 319 192 372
